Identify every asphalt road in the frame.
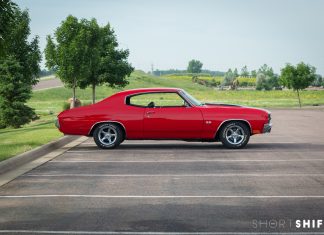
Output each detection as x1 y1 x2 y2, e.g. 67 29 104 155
33 77 63 91
0 109 324 234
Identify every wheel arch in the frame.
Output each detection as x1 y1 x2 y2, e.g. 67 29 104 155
215 119 252 140
88 121 126 140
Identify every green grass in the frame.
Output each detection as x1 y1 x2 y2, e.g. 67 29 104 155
0 115 62 161
1 70 324 161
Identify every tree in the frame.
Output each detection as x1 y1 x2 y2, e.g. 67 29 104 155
78 19 133 103
251 70 257 77
45 15 89 107
258 64 273 76
222 69 234 85
240 65 249 77
233 68 239 78
0 0 17 56
45 16 133 105
1 8 40 85
256 64 279 90
256 73 269 90
312 74 322 87
280 62 316 107
187 59 203 73
0 57 35 128
0 7 41 128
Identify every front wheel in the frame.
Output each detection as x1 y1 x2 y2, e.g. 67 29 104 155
219 122 250 149
93 123 123 149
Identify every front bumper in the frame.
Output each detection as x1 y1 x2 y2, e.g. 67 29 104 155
263 123 272 133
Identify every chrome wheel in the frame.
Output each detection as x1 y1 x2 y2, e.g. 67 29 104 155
98 125 117 146
220 121 250 149
225 125 245 145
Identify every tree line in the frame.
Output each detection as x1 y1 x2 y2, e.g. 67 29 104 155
185 59 319 108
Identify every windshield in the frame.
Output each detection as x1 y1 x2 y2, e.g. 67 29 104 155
180 90 203 106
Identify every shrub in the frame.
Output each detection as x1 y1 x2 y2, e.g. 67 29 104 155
222 71 235 86
256 73 279 90
62 102 70 111
312 75 322 87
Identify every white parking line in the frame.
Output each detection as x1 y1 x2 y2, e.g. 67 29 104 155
24 173 324 177
0 230 323 234
51 159 324 163
1 195 324 199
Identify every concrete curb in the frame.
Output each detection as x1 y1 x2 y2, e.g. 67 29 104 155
0 136 89 187
0 135 79 175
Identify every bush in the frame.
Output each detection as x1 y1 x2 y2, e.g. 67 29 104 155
62 102 70 111
0 119 6 129
256 73 270 90
312 75 322 87
256 73 279 90
222 71 235 86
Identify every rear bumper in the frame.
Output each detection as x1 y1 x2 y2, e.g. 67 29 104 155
263 123 272 133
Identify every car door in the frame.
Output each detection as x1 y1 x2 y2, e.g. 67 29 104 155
142 92 204 139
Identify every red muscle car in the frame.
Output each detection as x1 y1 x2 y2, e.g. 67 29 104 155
55 88 272 149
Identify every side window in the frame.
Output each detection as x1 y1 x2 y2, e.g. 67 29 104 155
128 92 186 107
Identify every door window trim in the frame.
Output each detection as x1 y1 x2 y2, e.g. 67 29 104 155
125 91 192 108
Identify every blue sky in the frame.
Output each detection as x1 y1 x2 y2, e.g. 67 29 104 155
16 0 324 74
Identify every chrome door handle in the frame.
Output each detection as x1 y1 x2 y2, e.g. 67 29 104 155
146 111 155 115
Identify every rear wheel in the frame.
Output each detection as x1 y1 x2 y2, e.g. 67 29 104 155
219 121 250 149
93 123 123 149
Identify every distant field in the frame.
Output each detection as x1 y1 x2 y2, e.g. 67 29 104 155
30 71 324 115
1 70 324 161
164 74 256 87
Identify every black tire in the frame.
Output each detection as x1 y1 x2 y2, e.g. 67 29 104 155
219 121 250 149
93 123 123 149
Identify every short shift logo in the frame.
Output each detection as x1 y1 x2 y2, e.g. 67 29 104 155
252 219 323 230
296 220 323 229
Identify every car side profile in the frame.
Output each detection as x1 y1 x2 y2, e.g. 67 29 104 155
55 88 272 149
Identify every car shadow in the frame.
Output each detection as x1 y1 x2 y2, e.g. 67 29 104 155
75 142 324 152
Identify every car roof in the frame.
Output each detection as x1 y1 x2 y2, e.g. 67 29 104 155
114 88 183 96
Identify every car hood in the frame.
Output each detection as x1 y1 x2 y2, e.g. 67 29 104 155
204 103 242 107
